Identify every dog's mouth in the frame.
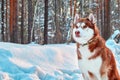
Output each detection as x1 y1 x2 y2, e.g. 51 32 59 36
75 34 80 37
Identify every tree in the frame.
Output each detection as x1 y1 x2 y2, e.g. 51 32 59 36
21 0 24 44
9 0 18 42
0 0 119 44
44 0 48 44
1 0 4 41
54 0 62 43
28 0 33 43
117 0 120 27
103 0 111 40
74 0 77 17
70 0 72 17
5 0 9 42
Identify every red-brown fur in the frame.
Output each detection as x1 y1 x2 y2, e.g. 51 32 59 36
74 17 120 80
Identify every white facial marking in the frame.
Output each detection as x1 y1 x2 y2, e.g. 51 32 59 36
77 23 81 27
76 23 85 28
81 23 85 28
73 22 94 44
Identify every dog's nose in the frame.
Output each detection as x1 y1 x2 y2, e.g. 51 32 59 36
75 31 80 35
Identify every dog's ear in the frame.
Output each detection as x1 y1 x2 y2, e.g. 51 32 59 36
88 13 96 24
74 14 80 24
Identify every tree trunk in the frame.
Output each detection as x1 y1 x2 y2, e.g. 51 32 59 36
70 0 72 17
13 0 18 43
54 0 62 43
1 0 4 41
28 0 33 43
9 0 13 42
31 0 39 43
81 0 84 17
9 0 18 42
100 0 103 36
21 0 24 44
118 0 120 29
43 0 48 44
61 1 66 42
5 0 9 42
103 0 111 40
74 0 77 17
96 0 99 27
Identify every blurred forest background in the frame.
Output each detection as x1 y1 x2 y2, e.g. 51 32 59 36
0 0 120 44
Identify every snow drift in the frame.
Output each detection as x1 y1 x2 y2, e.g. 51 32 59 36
0 43 84 80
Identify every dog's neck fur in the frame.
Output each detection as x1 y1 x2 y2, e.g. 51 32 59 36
77 35 105 51
76 35 107 60
78 36 98 47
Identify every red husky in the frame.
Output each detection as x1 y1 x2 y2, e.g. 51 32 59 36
72 13 120 80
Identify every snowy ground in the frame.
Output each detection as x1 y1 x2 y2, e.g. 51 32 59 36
0 42 84 80
0 31 120 80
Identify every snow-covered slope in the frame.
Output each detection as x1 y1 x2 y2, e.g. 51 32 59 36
0 42 84 80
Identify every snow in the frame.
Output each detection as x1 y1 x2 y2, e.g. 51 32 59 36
0 30 120 80
0 42 84 80
106 30 120 73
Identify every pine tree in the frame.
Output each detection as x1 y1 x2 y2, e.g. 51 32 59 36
28 0 33 43
21 0 24 44
44 0 48 44
1 0 4 41
9 0 18 42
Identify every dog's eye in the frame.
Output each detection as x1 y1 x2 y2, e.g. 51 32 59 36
83 25 87 28
81 25 87 29
76 26 79 28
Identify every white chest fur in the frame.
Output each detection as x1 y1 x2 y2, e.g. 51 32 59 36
78 45 102 80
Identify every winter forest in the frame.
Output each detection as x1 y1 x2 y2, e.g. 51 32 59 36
0 0 120 44
0 0 120 80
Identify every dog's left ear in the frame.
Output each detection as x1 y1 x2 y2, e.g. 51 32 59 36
88 13 96 24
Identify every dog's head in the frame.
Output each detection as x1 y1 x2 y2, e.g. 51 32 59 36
72 13 98 44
